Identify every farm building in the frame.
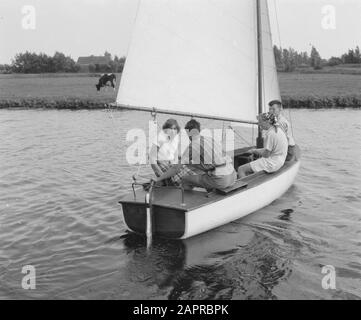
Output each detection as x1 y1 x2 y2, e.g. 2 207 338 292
77 54 112 72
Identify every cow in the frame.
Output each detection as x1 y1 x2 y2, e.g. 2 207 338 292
95 73 117 91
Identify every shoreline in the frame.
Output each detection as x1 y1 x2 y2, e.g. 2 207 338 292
1 71 360 110
0 97 113 110
0 96 360 110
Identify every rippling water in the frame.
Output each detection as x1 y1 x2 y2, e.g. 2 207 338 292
0 109 360 300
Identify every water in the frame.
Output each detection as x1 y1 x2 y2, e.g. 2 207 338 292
0 109 360 300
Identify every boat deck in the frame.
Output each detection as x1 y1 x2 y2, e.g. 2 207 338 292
120 160 298 212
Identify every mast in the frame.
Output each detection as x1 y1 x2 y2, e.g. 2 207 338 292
256 0 264 148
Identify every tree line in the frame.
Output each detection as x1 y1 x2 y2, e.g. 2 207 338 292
0 51 125 74
0 46 360 74
0 52 80 74
274 45 361 72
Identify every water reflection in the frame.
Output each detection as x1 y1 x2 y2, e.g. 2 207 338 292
121 221 294 300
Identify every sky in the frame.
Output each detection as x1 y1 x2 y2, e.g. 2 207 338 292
0 0 360 64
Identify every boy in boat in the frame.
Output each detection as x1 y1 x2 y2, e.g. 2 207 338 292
237 113 288 178
153 119 237 191
268 100 298 161
149 119 195 186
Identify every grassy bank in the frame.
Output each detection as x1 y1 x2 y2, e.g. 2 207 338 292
0 71 360 109
279 73 361 108
0 73 118 109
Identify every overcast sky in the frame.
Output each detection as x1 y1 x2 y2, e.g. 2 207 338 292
0 0 360 64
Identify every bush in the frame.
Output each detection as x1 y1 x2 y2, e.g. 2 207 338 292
11 51 80 73
328 57 342 67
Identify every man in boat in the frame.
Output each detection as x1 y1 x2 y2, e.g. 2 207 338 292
149 119 195 186
153 119 237 191
237 113 288 178
268 100 298 161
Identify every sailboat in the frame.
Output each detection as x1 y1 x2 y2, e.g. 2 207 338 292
113 0 300 240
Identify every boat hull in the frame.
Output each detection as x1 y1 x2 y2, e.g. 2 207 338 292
182 160 300 239
120 160 300 240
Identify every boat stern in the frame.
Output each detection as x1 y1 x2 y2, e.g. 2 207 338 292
120 201 187 239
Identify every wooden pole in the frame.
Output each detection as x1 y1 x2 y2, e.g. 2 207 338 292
145 181 155 250
256 0 264 148
109 103 258 126
145 193 152 248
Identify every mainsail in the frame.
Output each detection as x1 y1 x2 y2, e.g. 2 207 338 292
116 0 280 123
260 0 281 114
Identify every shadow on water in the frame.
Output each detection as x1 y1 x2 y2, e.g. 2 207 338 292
120 219 295 300
278 209 294 221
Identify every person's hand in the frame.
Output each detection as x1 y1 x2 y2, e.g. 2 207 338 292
151 176 160 183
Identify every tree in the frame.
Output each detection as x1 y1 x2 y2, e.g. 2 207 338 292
11 52 42 73
104 51 112 62
281 48 296 72
116 56 126 73
300 52 310 65
273 46 313 71
0 64 12 74
109 60 117 73
342 46 361 64
327 57 342 66
310 46 322 70
52 52 79 72
355 46 361 63
273 46 283 70
10 51 79 73
52 52 67 72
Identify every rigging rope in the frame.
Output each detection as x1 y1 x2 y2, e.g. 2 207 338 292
273 0 296 140
252 123 255 146
229 125 254 148
105 0 144 181
102 0 143 155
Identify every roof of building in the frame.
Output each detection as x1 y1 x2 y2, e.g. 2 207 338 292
77 55 111 65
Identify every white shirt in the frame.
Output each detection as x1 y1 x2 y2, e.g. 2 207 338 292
264 127 288 172
278 114 296 146
153 130 179 163
251 127 288 173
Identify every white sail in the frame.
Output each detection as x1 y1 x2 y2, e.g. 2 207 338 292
117 0 280 123
260 0 281 113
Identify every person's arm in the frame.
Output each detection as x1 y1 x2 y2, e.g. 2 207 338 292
151 164 163 177
250 148 266 157
262 131 275 159
153 144 190 183
262 149 271 158
153 164 183 182
149 144 163 176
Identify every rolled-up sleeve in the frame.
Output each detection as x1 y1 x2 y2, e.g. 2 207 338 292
265 132 275 152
